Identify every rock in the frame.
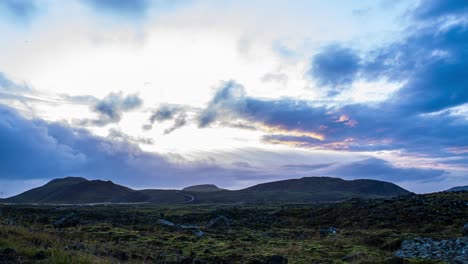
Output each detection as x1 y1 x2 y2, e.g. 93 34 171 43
53 213 80 228
180 224 199 230
206 216 231 230
463 223 468 237
0 248 19 264
342 252 367 262
268 255 288 264
394 237 468 263
157 219 176 227
3 218 15 225
193 230 205 238
319 227 337 237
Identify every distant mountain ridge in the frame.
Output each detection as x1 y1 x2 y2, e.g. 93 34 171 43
183 184 223 192
445 185 468 192
4 177 149 204
3 176 411 204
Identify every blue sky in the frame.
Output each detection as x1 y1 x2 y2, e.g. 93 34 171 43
0 0 467 196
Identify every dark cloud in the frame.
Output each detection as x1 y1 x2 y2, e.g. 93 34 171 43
413 0 468 20
197 80 330 132
78 92 142 126
198 81 247 128
0 104 457 193
0 0 37 23
144 104 188 133
366 23 468 114
1 104 327 192
83 0 149 17
197 79 468 163
0 105 86 180
0 104 198 186
327 158 446 182
309 45 361 94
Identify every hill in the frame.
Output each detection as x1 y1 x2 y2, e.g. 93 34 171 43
4 177 149 204
183 184 223 192
245 177 410 196
3 176 411 204
446 185 468 192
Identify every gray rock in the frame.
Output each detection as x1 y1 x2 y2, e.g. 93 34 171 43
3 218 15 226
319 227 337 237
193 230 205 238
53 213 80 228
156 219 176 227
395 237 468 263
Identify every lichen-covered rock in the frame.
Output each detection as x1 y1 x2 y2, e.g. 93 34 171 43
319 227 337 237
157 219 176 227
3 218 15 226
395 237 468 263
53 213 80 228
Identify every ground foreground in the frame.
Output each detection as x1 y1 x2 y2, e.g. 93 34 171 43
0 192 467 263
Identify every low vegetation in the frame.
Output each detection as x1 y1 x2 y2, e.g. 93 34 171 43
0 191 466 263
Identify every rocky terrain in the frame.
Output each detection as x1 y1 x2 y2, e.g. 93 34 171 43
0 191 466 263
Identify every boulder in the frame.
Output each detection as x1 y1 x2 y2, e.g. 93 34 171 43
53 213 80 228
157 219 176 227
319 227 337 237
395 237 468 263
3 218 15 226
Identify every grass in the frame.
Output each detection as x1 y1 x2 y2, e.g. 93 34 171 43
0 191 466 263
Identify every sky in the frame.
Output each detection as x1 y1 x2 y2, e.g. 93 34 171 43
1 0 468 196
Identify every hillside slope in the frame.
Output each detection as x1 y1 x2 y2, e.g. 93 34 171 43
183 184 223 192
3 176 411 204
244 177 410 196
4 177 149 204
446 185 468 192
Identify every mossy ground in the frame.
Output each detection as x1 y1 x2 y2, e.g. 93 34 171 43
0 191 466 263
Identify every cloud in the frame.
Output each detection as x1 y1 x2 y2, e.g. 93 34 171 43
282 163 335 170
83 0 149 17
196 79 468 163
366 23 468 114
327 158 446 182
0 72 31 92
77 92 143 126
0 103 179 186
0 104 86 180
108 128 153 145
309 45 361 94
0 104 459 194
144 104 188 133
0 0 37 24
413 0 468 20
